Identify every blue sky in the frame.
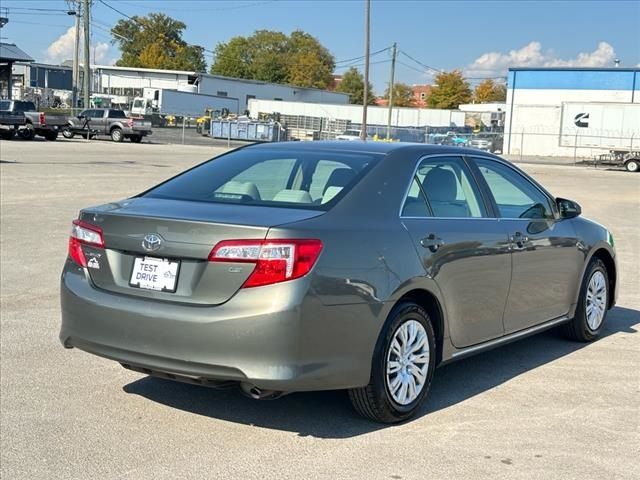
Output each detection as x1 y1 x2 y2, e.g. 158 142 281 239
1 0 639 93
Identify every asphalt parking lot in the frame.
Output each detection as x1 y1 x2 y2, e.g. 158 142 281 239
1 139 638 480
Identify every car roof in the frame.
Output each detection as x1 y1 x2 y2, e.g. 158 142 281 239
243 140 479 156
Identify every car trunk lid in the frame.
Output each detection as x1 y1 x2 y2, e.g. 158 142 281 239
78 197 323 305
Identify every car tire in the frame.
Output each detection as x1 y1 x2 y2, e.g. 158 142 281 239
19 124 35 141
563 258 609 342
349 302 436 423
110 127 123 143
44 131 58 141
625 159 639 172
62 127 75 139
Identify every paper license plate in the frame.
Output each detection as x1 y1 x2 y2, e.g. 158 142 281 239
129 256 180 292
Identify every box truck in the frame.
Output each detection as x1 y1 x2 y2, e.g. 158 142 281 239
130 88 240 126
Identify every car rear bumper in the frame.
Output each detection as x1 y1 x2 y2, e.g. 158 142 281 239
60 260 376 392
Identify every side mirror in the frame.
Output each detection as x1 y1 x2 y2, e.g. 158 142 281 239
557 197 581 219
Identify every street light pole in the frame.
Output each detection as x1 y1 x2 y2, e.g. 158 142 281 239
386 42 397 140
71 1 80 109
360 0 370 141
82 0 90 108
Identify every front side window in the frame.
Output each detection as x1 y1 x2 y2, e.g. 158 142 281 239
407 156 485 218
145 149 380 210
474 158 554 219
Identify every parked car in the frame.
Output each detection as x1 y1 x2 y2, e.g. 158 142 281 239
60 142 617 423
62 108 152 143
336 129 363 141
440 132 469 146
0 100 67 141
469 133 504 153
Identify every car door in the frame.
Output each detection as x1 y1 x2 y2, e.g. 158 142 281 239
471 156 583 332
94 109 108 133
401 155 511 348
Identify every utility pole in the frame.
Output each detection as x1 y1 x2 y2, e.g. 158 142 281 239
360 0 370 141
82 0 90 108
386 42 397 140
72 1 81 109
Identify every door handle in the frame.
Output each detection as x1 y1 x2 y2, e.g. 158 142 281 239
420 234 444 252
510 231 530 248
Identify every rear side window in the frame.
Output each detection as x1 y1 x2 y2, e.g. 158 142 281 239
405 156 486 218
15 101 36 112
109 109 126 118
144 148 380 210
401 177 431 217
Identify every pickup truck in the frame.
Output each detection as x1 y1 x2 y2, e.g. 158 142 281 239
0 100 67 141
62 108 152 143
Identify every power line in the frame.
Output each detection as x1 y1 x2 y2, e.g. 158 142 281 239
398 50 443 74
397 60 427 75
335 46 391 65
334 59 390 70
5 7 71 12
7 20 74 27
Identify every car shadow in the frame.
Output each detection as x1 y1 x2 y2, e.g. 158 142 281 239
122 305 638 439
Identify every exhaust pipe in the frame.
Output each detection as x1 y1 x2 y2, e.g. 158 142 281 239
239 382 284 400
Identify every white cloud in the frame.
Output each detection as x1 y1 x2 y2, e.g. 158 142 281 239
44 26 111 64
466 41 617 77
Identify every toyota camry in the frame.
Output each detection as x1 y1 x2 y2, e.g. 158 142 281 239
60 142 617 423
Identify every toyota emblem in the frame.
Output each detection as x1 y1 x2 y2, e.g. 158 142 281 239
142 233 163 252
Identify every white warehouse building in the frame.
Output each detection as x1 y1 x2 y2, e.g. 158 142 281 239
91 65 349 110
248 98 466 127
504 67 640 156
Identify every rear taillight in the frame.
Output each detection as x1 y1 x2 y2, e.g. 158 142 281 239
39 113 46 125
209 239 323 288
68 220 104 267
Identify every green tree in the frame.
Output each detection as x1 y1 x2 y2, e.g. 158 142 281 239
111 13 206 71
335 67 375 104
211 30 335 88
473 79 507 103
384 82 415 107
426 70 472 109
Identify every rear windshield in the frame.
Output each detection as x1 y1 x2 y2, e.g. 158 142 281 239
144 148 380 210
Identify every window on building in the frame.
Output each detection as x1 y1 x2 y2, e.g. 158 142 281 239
274 98 283 101
217 91 228 97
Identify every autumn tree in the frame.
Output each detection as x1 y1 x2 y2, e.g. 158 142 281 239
111 13 206 72
286 31 336 89
426 70 472 109
473 79 507 103
383 83 415 107
211 30 335 89
335 67 375 104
